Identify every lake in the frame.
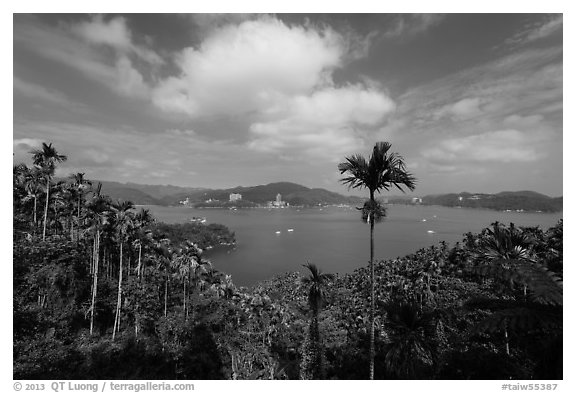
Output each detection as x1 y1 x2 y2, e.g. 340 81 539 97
142 204 562 287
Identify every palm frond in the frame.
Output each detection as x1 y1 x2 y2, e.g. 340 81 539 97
338 155 371 190
338 142 417 195
472 259 562 306
471 306 562 334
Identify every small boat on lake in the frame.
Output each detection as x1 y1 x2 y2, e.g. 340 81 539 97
191 217 207 224
287 228 294 232
275 231 281 235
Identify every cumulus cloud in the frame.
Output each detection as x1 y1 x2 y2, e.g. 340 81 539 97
152 17 345 117
248 85 395 159
150 16 396 161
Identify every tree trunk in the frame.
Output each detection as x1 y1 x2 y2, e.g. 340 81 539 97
183 280 187 321
137 243 142 279
164 275 169 317
369 215 375 380
33 195 37 225
113 241 123 340
311 310 321 379
90 230 99 335
42 177 50 241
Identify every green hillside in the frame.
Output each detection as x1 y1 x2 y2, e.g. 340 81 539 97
422 191 562 212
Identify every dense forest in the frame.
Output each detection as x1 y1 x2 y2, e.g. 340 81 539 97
13 143 562 380
421 192 562 213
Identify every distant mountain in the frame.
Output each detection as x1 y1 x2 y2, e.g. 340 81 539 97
162 182 361 206
93 180 205 205
96 181 163 205
87 180 360 207
118 182 206 199
85 180 561 212
420 191 562 213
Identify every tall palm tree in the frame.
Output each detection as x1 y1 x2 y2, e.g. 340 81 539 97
111 200 134 339
69 172 92 240
14 164 43 227
338 141 416 379
85 182 111 335
300 262 334 379
154 238 173 317
134 208 154 278
31 143 68 240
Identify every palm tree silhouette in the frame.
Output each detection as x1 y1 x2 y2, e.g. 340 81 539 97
31 143 68 240
300 262 334 379
85 183 111 335
338 141 416 379
111 200 134 339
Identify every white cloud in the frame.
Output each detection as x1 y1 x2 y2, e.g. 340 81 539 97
14 16 151 99
503 114 544 127
389 46 562 137
384 14 445 38
248 85 394 160
165 129 198 137
151 16 395 161
72 15 163 65
151 16 345 117
114 56 149 97
435 97 483 120
284 86 394 126
448 98 483 118
13 138 44 150
73 16 132 49
188 14 256 34
422 129 545 164
505 15 563 47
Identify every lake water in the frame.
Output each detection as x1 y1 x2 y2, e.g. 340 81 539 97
142 205 562 287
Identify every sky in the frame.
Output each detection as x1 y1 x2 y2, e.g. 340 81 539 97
12 13 564 197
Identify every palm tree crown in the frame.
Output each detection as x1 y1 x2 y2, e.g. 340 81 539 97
31 142 68 174
338 142 416 198
301 262 335 312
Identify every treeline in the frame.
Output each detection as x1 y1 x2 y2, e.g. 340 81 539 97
13 143 562 380
421 192 562 212
13 143 236 379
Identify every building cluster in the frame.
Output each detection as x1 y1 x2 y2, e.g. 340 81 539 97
229 193 242 202
268 193 288 208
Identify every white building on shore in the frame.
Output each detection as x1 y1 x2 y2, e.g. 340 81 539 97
229 193 242 202
268 193 288 208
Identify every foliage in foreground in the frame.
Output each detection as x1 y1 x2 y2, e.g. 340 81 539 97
13 144 562 380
